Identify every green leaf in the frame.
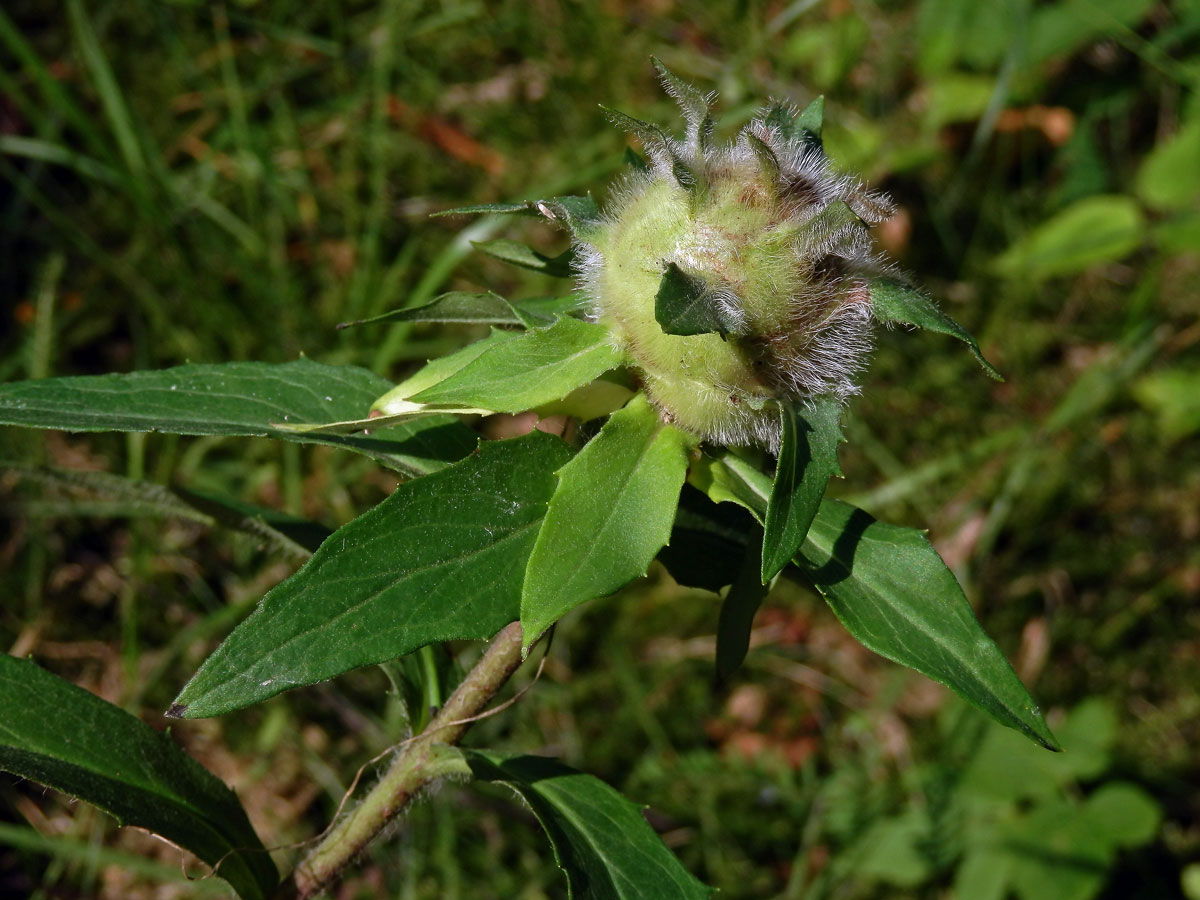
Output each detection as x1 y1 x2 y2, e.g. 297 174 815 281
466 751 711 899
521 394 692 646
169 431 573 718
472 238 575 277
410 317 625 413
2 462 325 560
795 95 825 140
715 528 769 681
765 96 824 150
1137 120 1200 211
434 196 603 241
689 452 1058 750
868 279 1003 381
654 263 747 337
993 195 1147 280
761 397 843 582
1133 367 1200 442
373 328 518 416
0 359 476 476
433 202 531 216
796 500 1060 750
0 656 277 900
657 485 754 593
339 291 527 328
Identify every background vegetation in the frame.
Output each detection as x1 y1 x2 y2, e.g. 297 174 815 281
2 0 1198 897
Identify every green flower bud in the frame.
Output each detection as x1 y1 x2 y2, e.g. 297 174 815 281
574 63 895 450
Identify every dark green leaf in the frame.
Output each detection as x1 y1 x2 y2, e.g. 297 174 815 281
690 452 1059 750
466 751 711 899
2 462 324 560
169 431 573 718
0 656 277 900
472 238 575 277
796 96 825 140
654 263 746 337
761 397 843 582
657 484 754 593
521 394 692 646
410 317 625 413
868 279 1003 381
797 501 1060 750
765 96 824 150
716 528 769 681
623 147 650 172
0 359 476 475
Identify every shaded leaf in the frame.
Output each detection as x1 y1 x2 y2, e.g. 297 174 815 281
657 484 754 593
466 751 711 899
761 397 843 582
472 238 575 277
1 462 324 560
410 317 625 413
869 279 1003 381
521 394 692 646
716 528 769 681
654 263 746 337
0 359 475 476
0 656 277 900
170 431 573 718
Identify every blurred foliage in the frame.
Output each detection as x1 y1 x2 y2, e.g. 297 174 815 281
2 0 1198 897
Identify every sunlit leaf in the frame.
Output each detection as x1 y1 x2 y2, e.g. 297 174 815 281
521 394 691 646
761 397 843 582
410 317 625 413
170 431 572 718
0 359 475 475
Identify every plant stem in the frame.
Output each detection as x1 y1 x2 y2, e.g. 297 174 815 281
273 621 527 899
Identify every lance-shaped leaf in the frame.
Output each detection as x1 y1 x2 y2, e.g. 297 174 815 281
0 359 476 476
797 501 1059 750
761 397 843 582
521 394 691 647
466 751 711 899
169 431 572 718
472 238 575 277
654 263 747 337
766 96 824 151
716 528 770 681
869 279 1003 381
339 292 527 328
434 195 603 242
410 317 625 413
689 452 1059 750
0 656 278 900
3 462 325 560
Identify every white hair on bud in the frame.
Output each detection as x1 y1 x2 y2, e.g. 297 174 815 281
577 75 898 449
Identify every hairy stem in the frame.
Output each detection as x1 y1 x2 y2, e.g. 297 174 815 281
272 621 527 899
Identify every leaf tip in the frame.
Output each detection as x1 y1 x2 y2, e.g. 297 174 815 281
164 702 188 719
